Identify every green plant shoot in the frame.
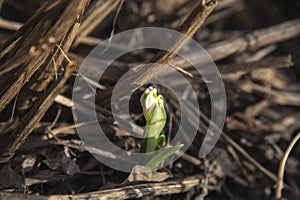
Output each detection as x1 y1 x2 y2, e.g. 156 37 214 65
140 86 183 169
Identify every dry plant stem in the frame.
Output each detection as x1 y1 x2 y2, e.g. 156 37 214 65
73 0 122 47
133 0 216 83
220 55 293 81
96 0 217 105
31 0 90 92
52 175 204 199
0 0 89 61
0 0 68 56
0 175 205 200
0 192 47 200
275 132 300 199
0 65 76 162
239 81 300 107
77 35 102 46
0 0 90 112
206 18 300 60
0 17 22 31
218 55 293 74
29 19 81 93
0 18 105 47
171 18 300 68
221 131 278 182
187 55 293 81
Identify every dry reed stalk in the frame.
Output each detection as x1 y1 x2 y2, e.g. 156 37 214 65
0 0 91 161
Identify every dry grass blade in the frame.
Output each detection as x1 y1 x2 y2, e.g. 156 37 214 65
0 64 76 163
0 0 91 161
27 18 81 93
0 0 90 112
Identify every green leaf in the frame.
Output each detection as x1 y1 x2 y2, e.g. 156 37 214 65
141 136 157 153
145 144 184 169
146 99 166 138
156 135 165 150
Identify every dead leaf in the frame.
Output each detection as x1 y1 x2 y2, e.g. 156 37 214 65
0 164 23 190
126 165 172 183
40 149 79 175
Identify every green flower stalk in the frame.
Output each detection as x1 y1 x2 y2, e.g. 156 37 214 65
140 86 183 169
140 86 167 153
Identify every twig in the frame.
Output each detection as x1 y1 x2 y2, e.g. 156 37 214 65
109 0 124 41
0 17 22 31
239 81 300 107
78 35 102 46
171 18 300 68
275 132 300 199
180 152 202 166
0 175 204 200
61 175 204 199
236 45 277 63
221 130 278 182
0 191 48 200
218 55 293 74
188 54 294 81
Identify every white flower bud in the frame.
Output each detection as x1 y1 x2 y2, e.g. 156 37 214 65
140 86 166 138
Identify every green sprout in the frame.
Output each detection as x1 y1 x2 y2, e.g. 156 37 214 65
140 86 183 169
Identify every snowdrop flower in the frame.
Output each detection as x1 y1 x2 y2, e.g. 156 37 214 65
140 86 166 152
